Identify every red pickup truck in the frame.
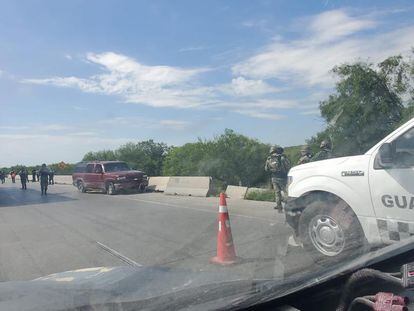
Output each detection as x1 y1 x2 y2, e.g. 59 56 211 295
72 161 148 195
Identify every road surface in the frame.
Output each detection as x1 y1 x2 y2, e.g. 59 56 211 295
0 181 313 282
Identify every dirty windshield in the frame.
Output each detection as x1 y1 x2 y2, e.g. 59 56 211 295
1 0 414 310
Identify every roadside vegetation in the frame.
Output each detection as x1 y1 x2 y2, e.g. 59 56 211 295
3 53 414 189
245 189 275 202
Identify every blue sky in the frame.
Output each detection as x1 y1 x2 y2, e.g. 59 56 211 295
1 0 414 166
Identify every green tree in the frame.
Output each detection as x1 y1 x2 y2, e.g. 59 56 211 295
83 150 117 161
163 129 270 187
319 59 406 155
162 141 209 176
117 140 170 176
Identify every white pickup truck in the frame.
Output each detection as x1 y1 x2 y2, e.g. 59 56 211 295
285 117 414 265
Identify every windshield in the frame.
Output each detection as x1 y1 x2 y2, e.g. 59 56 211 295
103 162 130 172
1 1 414 310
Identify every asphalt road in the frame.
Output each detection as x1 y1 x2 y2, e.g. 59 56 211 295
0 180 313 282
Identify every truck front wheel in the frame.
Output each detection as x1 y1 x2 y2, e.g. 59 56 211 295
298 199 368 266
106 182 116 195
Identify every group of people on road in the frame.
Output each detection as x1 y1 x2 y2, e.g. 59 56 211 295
265 140 333 212
0 165 55 195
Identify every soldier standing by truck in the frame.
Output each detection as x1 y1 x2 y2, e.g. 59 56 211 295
39 164 49 196
265 145 291 213
311 140 333 162
297 145 313 165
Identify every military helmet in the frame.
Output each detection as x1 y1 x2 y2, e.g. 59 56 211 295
320 140 331 149
270 145 283 154
300 145 311 153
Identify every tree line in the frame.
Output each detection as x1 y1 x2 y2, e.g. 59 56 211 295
3 53 413 186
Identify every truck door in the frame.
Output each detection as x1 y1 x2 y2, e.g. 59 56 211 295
93 164 105 189
369 126 414 227
87 164 103 189
84 163 95 187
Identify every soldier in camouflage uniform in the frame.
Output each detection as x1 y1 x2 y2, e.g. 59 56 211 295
39 164 49 196
311 140 333 162
297 145 312 165
265 145 291 213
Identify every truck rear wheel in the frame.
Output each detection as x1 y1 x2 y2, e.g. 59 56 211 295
77 180 86 193
298 199 368 266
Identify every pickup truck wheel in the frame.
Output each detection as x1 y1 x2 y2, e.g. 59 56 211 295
298 199 368 266
106 182 116 195
77 181 86 193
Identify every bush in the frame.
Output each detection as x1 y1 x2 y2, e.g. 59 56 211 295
245 189 275 202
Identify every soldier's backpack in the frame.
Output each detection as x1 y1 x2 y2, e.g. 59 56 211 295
268 155 290 175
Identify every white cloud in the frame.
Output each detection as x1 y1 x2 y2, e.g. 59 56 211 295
301 109 321 116
234 109 284 120
220 77 279 97
212 98 298 110
64 54 73 60
99 116 191 130
23 52 211 109
233 9 414 87
242 19 271 33
72 105 87 111
42 124 71 131
178 46 207 52
23 9 412 121
0 125 30 130
159 120 190 130
308 9 376 43
0 124 70 132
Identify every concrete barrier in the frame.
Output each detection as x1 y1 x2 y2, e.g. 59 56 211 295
164 176 212 197
6 175 73 185
54 175 73 185
147 176 170 192
225 185 248 199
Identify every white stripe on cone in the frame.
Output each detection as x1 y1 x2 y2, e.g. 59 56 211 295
219 205 228 213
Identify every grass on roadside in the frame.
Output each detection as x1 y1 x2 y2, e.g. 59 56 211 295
245 189 275 202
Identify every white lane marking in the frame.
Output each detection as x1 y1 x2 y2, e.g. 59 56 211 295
119 197 275 222
96 241 142 267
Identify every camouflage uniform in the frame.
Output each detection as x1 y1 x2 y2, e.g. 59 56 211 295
19 169 28 190
39 164 49 195
311 140 333 162
265 146 291 212
49 170 55 185
297 145 312 165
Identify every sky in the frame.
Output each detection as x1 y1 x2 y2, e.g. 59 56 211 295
1 0 414 166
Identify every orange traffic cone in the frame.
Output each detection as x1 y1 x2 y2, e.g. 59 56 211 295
210 193 239 265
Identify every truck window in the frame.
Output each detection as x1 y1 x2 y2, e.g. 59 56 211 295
86 164 94 173
394 127 414 167
94 165 103 173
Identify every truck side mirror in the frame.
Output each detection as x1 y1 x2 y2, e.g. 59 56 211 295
378 143 394 167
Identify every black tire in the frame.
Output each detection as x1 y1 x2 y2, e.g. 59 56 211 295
138 184 146 193
77 180 86 193
298 198 368 266
106 182 116 195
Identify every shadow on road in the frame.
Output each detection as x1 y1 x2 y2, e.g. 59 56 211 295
0 186 76 207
